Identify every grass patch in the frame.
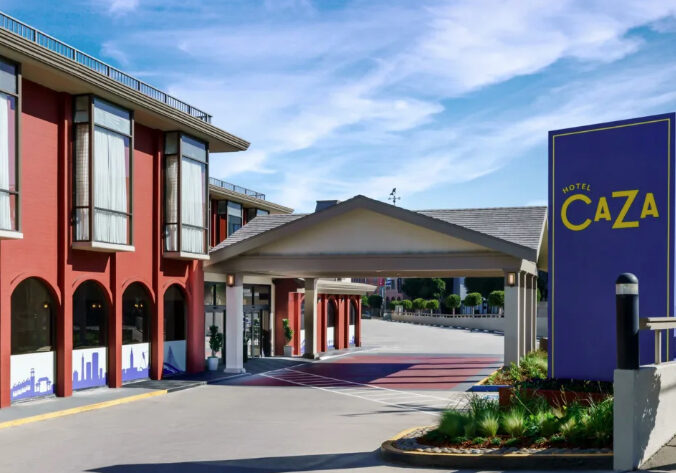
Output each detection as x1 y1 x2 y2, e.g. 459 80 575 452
485 350 547 385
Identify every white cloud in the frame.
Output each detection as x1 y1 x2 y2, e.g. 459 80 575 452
98 0 676 210
105 0 139 14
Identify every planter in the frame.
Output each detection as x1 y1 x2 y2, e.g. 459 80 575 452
498 387 610 407
283 345 293 357
207 356 219 371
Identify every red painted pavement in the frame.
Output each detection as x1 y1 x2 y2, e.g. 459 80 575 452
238 355 501 390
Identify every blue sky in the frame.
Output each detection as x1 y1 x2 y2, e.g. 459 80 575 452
5 1 676 212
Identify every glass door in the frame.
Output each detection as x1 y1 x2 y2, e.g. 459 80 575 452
244 312 262 358
205 310 225 361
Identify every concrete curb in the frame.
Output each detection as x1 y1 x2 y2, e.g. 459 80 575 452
0 390 168 430
380 426 614 470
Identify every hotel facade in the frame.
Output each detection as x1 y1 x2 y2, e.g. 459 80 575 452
0 12 367 407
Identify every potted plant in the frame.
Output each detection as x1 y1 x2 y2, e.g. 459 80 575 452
282 318 294 356
207 325 223 371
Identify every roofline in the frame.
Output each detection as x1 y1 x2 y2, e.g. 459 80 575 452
0 29 249 152
208 195 540 264
416 205 548 212
208 184 293 214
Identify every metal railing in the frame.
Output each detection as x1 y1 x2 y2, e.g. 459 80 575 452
640 317 676 364
0 11 212 123
209 177 265 200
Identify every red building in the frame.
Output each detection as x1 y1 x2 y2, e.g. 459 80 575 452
0 14 249 406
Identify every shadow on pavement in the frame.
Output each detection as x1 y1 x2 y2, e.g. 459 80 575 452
87 450 387 472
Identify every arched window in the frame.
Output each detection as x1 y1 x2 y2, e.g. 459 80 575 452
349 301 357 325
164 285 186 341
12 278 55 354
73 281 108 349
122 283 151 344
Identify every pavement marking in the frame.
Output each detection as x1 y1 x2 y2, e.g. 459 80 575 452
0 390 168 430
259 367 468 416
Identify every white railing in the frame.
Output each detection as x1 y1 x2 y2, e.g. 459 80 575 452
640 317 676 364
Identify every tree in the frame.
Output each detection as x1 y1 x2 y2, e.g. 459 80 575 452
464 292 483 313
361 295 369 307
402 278 446 300
444 294 461 314
367 294 383 309
463 277 503 298
424 299 439 312
402 299 413 311
488 290 504 314
412 298 425 311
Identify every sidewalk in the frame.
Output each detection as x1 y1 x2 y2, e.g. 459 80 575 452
642 435 676 472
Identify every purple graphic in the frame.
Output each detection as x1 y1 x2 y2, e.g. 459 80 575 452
73 350 107 389
11 368 53 401
122 345 149 382
162 345 182 375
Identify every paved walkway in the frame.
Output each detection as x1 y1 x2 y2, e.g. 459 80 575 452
642 435 676 471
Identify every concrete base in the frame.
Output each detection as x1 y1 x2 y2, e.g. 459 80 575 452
223 368 246 374
302 353 319 360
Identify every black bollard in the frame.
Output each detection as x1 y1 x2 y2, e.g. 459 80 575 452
616 273 639 370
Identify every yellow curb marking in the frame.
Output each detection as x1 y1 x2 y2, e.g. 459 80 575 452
476 369 499 386
0 390 168 430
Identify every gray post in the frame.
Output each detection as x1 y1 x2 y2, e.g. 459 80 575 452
616 273 639 370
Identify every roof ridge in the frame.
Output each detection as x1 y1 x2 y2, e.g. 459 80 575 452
417 205 547 212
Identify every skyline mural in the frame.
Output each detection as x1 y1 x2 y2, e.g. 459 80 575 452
73 348 107 390
121 343 149 382
10 352 55 401
163 340 186 375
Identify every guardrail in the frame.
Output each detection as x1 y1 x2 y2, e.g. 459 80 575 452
640 317 676 364
209 177 265 200
0 10 212 123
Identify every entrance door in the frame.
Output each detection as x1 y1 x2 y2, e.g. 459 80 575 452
244 312 262 358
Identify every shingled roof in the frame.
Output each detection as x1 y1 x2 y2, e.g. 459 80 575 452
209 195 547 262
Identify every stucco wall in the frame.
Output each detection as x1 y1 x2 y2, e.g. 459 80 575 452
391 312 504 332
614 362 676 470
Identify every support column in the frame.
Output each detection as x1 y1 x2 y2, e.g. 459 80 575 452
303 278 318 359
150 294 164 380
356 297 362 346
108 286 123 388
531 274 537 352
504 270 522 366
0 255 10 407
524 274 534 355
55 288 72 397
225 273 244 373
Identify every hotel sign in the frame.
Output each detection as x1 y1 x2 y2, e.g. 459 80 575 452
549 114 675 380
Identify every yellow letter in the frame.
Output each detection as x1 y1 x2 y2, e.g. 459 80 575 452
594 197 611 222
640 192 659 219
561 194 591 231
612 190 639 229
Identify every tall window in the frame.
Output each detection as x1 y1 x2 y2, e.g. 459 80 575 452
227 201 242 237
12 278 55 354
122 283 151 344
164 132 208 256
0 57 19 233
73 281 108 349
73 96 132 247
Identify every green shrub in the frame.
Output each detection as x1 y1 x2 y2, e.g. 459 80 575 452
472 436 487 445
463 419 477 438
424 299 439 311
412 298 426 311
468 395 500 419
520 351 548 379
477 413 500 438
559 418 577 440
502 409 527 438
489 437 502 446
586 398 613 445
464 292 483 310
504 438 519 447
444 294 461 313
439 411 468 438
488 290 504 308
401 299 413 310
550 434 565 444
367 294 383 309
534 437 547 446
282 318 293 344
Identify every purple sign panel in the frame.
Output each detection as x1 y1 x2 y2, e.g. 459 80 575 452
549 114 676 381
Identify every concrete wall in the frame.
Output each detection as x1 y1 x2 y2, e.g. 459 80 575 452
391 312 504 332
537 301 548 338
614 362 676 470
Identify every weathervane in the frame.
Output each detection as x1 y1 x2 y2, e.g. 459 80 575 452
388 188 400 206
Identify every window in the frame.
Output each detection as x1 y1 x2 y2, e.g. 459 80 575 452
73 96 132 248
0 57 19 234
227 201 242 237
12 278 55 354
73 281 108 349
204 282 226 306
164 132 208 256
164 285 186 341
122 283 151 344
246 207 269 222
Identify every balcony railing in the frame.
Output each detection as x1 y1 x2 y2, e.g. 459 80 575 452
209 177 265 200
0 11 212 123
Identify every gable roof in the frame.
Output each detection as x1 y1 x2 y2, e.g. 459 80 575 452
209 195 547 264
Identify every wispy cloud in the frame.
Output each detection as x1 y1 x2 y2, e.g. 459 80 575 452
92 0 676 210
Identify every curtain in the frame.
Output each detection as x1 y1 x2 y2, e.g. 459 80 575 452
74 124 89 240
0 94 10 230
181 158 204 253
94 127 128 244
165 156 178 251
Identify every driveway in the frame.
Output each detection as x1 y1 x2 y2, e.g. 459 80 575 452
0 319 508 473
